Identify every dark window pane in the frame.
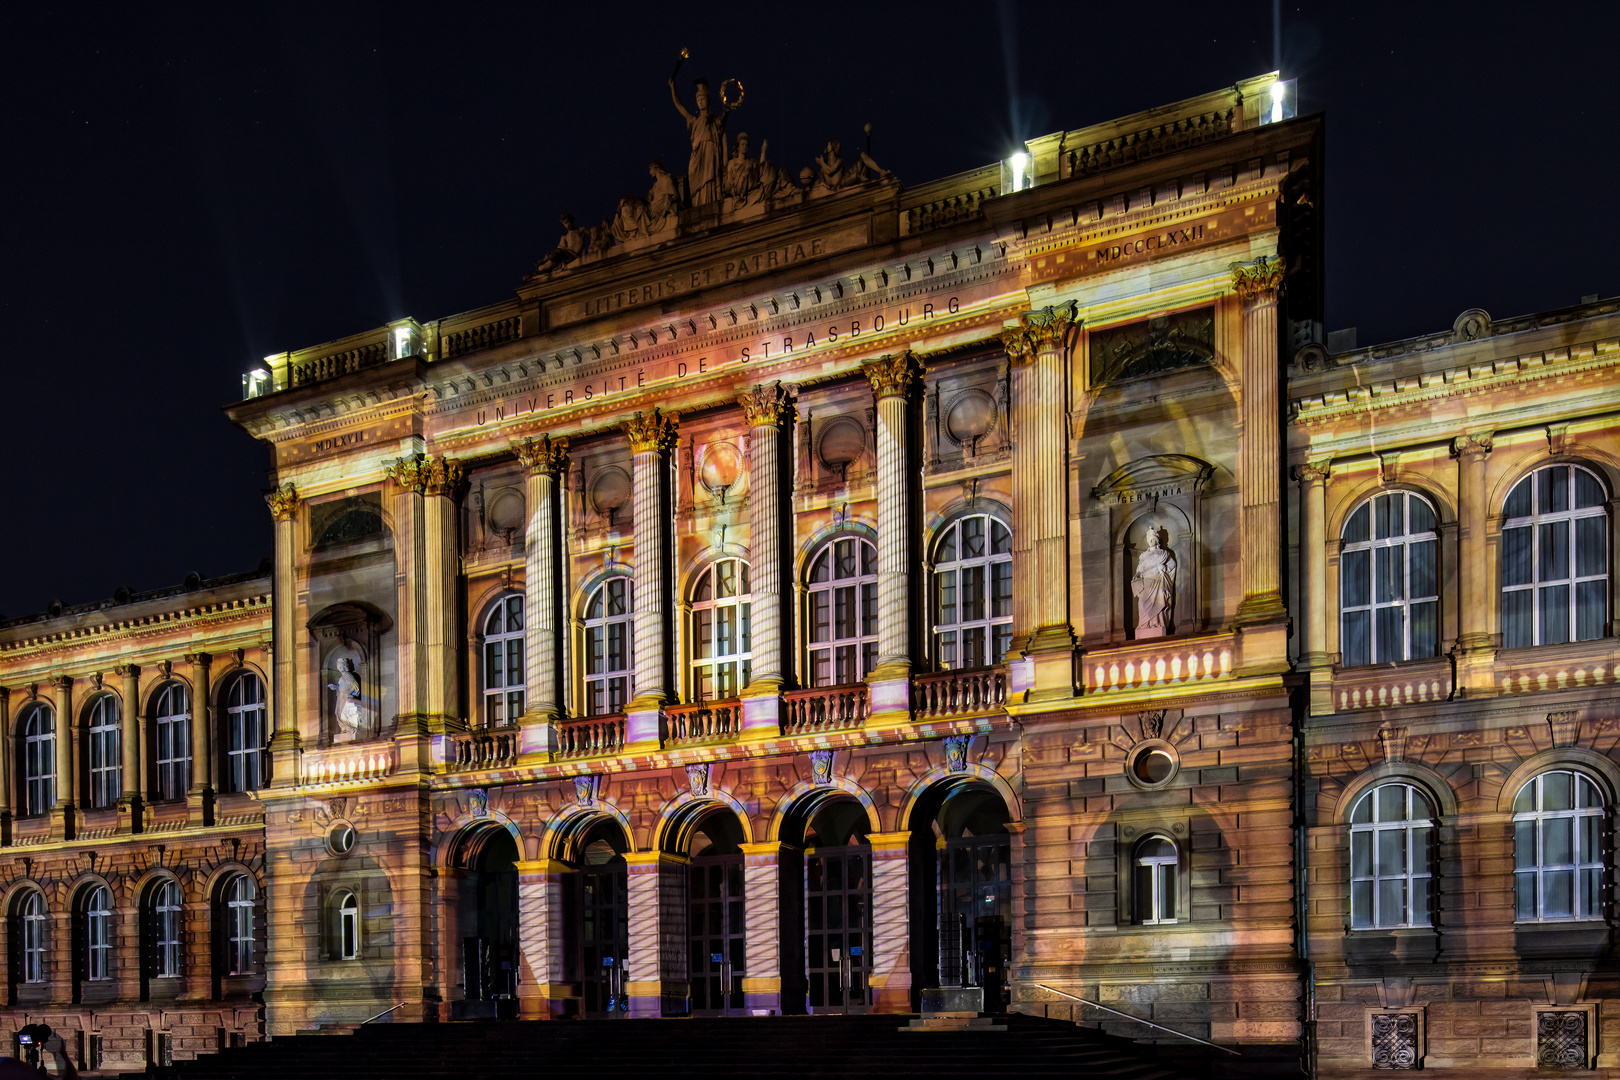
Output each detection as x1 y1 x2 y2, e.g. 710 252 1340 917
1374 546 1403 604
1410 601 1439 658
1576 580 1606 641
1576 470 1606 509
1375 606 1405 663
1502 526 1532 587
1342 610 1371 668
1344 503 1369 544
1543 467 1569 514
1342 549 1370 607
1502 588 1533 648
1504 477 1532 520
1410 539 1437 599
1576 516 1607 578
1540 585 1571 645
1539 521 1569 582
1408 497 1436 534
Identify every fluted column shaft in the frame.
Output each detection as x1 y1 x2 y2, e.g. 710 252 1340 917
1235 259 1287 623
187 653 212 793
518 437 569 724
266 483 300 756
864 355 921 681
388 463 427 727
1455 433 1494 649
741 383 794 688
627 410 678 733
423 456 463 727
53 675 74 810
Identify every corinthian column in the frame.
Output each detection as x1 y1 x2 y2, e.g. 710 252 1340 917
1001 305 1077 697
516 435 569 750
116 664 140 833
422 455 464 730
626 408 678 747
265 481 301 787
1295 461 1332 714
388 458 427 731
1453 432 1495 696
739 382 795 735
1233 258 1289 632
0 685 10 841
186 650 212 794
862 353 922 721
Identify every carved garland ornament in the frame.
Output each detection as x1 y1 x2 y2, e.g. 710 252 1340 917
626 407 680 454
1230 256 1286 303
999 303 1076 366
514 434 570 476
739 380 795 427
265 481 300 522
861 352 922 399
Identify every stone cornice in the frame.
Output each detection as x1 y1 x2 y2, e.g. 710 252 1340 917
0 595 272 660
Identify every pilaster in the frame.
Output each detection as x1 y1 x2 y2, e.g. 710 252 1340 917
739 383 795 735
1002 305 1078 700
739 840 788 1014
626 409 679 748
862 354 921 722
388 458 429 734
265 482 302 787
623 850 689 1017
867 831 912 1013
0 686 10 844
517 436 570 751
1295 460 1333 714
515 858 576 1018
50 674 74 842
1232 258 1290 660
422 454 465 732
1453 431 1496 696
115 664 140 834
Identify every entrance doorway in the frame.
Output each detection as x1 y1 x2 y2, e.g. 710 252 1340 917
914 784 1012 1012
575 821 629 1017
452 825 519 1018
684 810 746 1015
802 799 872 1013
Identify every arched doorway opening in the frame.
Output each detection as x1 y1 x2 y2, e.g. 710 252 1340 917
909 782 1013 1011
449 824 519 1015
666 805 746 1015
782 794 872 1014
559 817 629 1016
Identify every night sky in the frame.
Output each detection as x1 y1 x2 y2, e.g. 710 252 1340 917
4 2 1615 619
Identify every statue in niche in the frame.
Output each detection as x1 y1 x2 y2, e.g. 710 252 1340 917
669 77 733 206
1131 528 1177 639
535 213 586 275
328 657 368 741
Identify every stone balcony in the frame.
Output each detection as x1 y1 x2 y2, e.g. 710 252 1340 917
1494 637 1620 697
1331 657 1453 712
1080 630 1238 696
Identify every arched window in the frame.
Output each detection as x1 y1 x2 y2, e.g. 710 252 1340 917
1502 464 1609 648
151 880 182 978
83 885 113 982
1513 770 1604 921
21 705 56 816
584 578 633 716
1349 783 1435 928
87 696 121 809
932 514 1012 670
482 595 525 727
20 891 47 984
153 684 192 801
224 673 267 793
222 875 256 975
1133 836 1178 925
332 890 360 961
690 559 751 701
1340 491 1439 666
807 536 878 687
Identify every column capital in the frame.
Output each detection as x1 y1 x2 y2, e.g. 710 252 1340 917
862 351 922 399
115 663 140 680
390 453 429 493
1230 255 1286 304
514 434 570 476
739 380 795 427
422 454 465 498
264 481 299 521
1451 431 1495 459
626 407 679 454
183 652 212 669
1000 302 1077 366
1293 459 1333 485
53 674 73 693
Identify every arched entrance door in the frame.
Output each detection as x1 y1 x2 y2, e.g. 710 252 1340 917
912 784 1012 1011
572 819 629 1016
680 808 746 1015
784 796 873 1014
451 826 519 1017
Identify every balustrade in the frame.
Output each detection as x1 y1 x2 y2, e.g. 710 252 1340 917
663 700 741 746
1333 658 1452 711
781 685 868 736
450 730 518 770
442 315 522 360
912 668 1006 719
1082 632 1237 694
303 746 397 786
1494 638 1620 697
556 715 626 758
289 340 389 386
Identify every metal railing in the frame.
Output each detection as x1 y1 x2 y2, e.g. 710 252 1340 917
361 1002 406 1025
1032 984 1241 1055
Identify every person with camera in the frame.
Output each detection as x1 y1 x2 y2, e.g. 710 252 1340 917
0 1023 78 1078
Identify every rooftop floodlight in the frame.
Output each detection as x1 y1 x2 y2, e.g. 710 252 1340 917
1001 149 1034 197
242 368 272 399
393 326 413 359
1261 78 1298 125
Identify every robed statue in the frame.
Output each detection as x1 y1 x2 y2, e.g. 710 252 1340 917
328 657 367 739
1131 529 1177 638
669 77 735 206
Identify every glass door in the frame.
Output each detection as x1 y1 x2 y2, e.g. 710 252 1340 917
580 861 628 1016
939 836 1011 1008
805 845 872 1013
688 855 745 1014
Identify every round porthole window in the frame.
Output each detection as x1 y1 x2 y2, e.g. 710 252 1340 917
328 824 356 856
1126 741 1179 790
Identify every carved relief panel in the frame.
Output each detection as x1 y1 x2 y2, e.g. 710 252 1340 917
464 464 526 564
571 440 634 546
924 354 1009 474
794 381 874 499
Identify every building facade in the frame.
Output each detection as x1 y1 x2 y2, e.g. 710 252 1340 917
5 71 1618 1077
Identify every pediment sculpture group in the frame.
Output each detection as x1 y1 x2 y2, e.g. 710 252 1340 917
536 73 892 276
